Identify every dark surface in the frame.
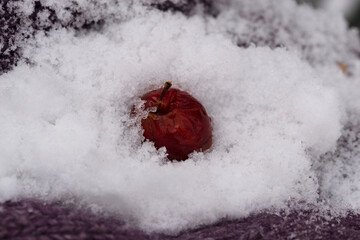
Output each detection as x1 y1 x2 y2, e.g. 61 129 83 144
0 200 150 240
151 0 217 16
0 0 22 73
2 200 360 240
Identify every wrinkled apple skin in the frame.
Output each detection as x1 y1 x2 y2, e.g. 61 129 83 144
141 87 212 161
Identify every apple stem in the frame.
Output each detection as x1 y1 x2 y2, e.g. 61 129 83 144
157 81 172 107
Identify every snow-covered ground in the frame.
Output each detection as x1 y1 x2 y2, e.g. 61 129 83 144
1 0 360 234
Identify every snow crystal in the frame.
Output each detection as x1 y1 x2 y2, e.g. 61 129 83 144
1 0 360 234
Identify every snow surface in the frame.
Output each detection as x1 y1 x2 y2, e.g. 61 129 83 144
1 0 360 234
321 0 360 16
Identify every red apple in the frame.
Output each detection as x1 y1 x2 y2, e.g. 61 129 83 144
139 82 212 161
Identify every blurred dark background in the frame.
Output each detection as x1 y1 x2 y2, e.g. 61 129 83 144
297 0 360 29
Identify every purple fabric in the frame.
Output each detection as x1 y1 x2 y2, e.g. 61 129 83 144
1 200 360 239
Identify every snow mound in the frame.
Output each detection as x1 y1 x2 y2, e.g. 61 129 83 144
1 0 360 234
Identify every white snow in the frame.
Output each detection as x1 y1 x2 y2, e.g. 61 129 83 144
321 0 359 16
1 0 360 234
